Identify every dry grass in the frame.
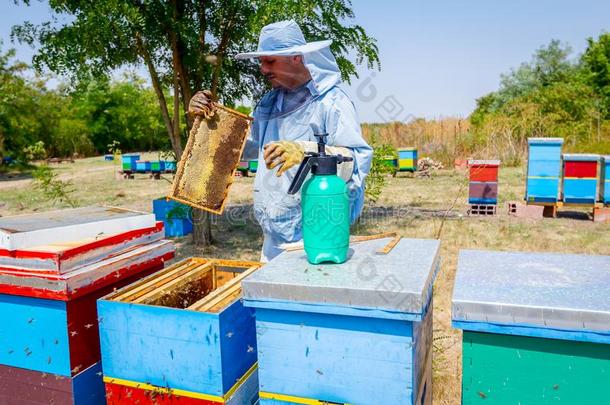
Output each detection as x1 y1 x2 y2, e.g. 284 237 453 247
362 118 475 166
1 155 609 404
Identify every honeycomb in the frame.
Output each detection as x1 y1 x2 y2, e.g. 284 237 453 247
169 105 252 214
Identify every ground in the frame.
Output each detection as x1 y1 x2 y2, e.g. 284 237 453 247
1 154 608 404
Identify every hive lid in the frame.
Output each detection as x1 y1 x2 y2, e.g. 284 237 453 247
468 159 500 166
528 137 564 144
242 237 441 318
398 147 417 151
562 153 601 161
453 249 610 337
0 207 156 251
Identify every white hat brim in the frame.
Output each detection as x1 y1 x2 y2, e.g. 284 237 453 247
235 40 332 60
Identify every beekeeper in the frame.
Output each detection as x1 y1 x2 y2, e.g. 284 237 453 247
189 20 372 261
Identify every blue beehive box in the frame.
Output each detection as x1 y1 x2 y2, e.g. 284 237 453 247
562 154 600 205
98 258 262 404
525 138 563 203
104 154 114 161
398 147 418 171
243 237 440 405
152 198 193 237
164 160 177 172
599 156 609 205
121 154 140 172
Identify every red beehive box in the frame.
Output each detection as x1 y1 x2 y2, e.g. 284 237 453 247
468 160 500 182
563 160 598 178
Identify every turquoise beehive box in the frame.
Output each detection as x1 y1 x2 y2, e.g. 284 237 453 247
453 250 610 404
242 237 440 405
526 138 563 203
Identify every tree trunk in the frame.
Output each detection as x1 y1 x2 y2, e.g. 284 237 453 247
135 33 183 159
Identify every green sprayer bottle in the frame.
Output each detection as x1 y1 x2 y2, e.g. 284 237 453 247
288 134 353 264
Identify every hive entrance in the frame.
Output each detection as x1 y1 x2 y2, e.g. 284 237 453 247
109 258 261 312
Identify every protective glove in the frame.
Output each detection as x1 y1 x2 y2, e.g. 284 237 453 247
188 90 217 119
264 141 304 177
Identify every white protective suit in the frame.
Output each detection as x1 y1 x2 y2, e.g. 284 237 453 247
238 22 373 261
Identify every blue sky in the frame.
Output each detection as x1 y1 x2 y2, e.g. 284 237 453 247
2 0 609 122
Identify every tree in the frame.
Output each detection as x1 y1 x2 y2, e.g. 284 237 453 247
13 0 380 246
581 32 610 118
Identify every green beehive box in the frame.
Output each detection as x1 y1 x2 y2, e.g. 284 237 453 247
453 250 610 404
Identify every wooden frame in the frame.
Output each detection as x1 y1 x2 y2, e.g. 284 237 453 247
169 105 253 215
107 257 261 313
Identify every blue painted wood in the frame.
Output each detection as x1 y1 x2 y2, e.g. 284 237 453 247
219 299 258 393
563 178 598 203
468 198 497 204
526 138 563 202
526 177 560 201
398 149 417 159
72 362 106 405
98 297 256 396
527 160 561 177
0 293 71 376
255 307 420 404
244 298 424 321
601 156 610 204
152 198 191 220
452 320 610 345
527 138 563 161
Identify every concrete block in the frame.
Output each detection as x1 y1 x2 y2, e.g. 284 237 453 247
507 201 544 219
593 207 610 223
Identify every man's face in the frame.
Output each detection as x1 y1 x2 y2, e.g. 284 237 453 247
259 55 302 89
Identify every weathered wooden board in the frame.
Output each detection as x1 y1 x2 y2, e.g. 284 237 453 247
0 206 156 251
0 222 164 274
0 240 174 300
169 106 253 215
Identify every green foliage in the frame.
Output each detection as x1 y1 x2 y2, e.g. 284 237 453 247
32 165 77 207
471 35 610 156
12 0 380 122
22 141 46 161
0 41 169 159
365 132 397 202
107 140 122 156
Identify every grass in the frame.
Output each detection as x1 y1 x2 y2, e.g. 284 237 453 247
1 155 609 404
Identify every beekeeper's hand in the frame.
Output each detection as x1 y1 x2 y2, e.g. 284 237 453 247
188 90 216 119
264 141 305 177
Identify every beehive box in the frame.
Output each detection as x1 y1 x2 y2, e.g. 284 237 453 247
0 206 156 251
243 237 440 405
526 138 564 203
170 106 253 215
121 154 140 172
602 156 610 204
453 249 610 404
152 198 193 237
98 257 262 404
0 222 164 274
0 240 174 300
248 159 258 173
0 362 105 405
562 154 600 204
0 263 168 377
468 159 500 182
398 147 418 171
468 182 498 205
